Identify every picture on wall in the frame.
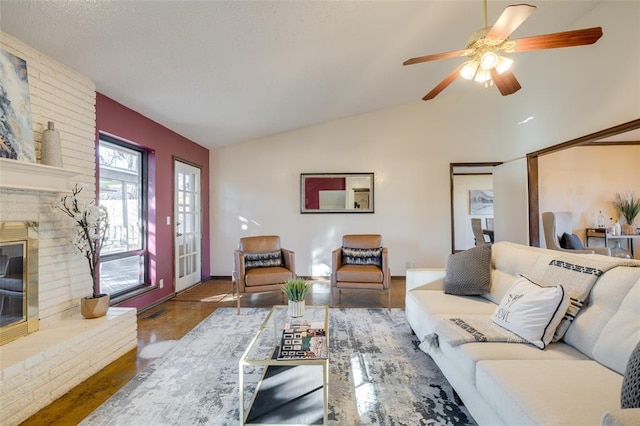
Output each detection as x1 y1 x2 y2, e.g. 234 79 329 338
469 189 494 215
0 48 35 162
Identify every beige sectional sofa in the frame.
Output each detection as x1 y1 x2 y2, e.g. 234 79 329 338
405 241 640 426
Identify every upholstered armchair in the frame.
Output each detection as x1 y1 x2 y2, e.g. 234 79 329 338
542 212 610 256
232 235 295 314
331 234 390 308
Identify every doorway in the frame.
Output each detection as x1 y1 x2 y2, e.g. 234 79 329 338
450 162 502 253
174 159 202 293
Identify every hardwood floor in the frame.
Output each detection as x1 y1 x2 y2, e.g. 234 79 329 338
20 277 406 425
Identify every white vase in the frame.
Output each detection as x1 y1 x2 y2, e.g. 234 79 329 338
41 121 63 167
288 300 305 318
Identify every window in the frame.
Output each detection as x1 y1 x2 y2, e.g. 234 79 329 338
98 137 148 296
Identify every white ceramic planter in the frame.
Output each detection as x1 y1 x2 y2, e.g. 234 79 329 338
288 300 305 318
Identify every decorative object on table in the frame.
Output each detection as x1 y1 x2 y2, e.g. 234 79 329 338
57 184 110 318
597 210 606 228
0 48 36 161
40 121 63 167
610 241 631 259
613 192 640 235
281 278 310 317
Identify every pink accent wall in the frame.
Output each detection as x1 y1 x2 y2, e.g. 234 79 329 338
96 93 210 311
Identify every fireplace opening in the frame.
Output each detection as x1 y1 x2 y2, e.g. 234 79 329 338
0 222 38 345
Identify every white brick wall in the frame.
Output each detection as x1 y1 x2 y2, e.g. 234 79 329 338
1 31 96 324
1 32 138 425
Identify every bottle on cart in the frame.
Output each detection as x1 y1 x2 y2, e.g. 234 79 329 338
615 221 621 237
597 211 606 228
609 218 616 235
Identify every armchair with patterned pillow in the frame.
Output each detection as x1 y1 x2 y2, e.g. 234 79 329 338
331 234 390 308
232 235 295 314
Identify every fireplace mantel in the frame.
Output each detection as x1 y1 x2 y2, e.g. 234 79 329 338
0 158 80 193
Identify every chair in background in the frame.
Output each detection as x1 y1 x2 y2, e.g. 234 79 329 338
232 235 295 314
542 211 610 255
485 217 494 230
471 218 491 246
331 234 390 308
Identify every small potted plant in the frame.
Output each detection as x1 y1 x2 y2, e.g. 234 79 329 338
57 184 110 318
281 278 310 317
613 192 640 235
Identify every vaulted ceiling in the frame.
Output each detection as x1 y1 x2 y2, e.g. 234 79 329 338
1 1 602 149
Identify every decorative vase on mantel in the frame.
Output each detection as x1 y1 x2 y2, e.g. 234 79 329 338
41 121 63 168
80 294 110 319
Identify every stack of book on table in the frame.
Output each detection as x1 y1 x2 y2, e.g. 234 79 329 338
277 321 327 360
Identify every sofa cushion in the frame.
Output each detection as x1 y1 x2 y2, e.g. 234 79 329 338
244 266 292 287
335 264 383 284
405 290 496 342
244 250 283 269
477 360 623 426
570 269 640 361
491 275 569 349
621 340 640 409
487 242 550 305
434 334 589 386
444 245 491 295
341 246 382 267
560 232 584 249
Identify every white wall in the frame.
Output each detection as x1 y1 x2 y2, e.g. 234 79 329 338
494 158 530 246
209 2 640 275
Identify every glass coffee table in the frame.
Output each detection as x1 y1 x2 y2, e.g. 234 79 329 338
239 304 330 425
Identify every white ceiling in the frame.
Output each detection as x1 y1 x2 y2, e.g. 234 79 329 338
0 0 603 149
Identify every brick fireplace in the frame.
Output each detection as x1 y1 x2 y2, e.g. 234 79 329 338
0 32 137 425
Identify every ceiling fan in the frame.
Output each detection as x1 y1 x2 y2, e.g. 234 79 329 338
403 1 603 101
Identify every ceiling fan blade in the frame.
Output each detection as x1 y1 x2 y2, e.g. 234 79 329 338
403 50 466 66
486 4 537 41
490 68 522 96
422 65 463 101
513 27 603 52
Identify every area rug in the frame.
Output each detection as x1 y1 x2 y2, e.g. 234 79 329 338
81 308 475 426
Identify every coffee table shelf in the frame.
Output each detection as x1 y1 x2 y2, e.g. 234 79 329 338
239 305 329 425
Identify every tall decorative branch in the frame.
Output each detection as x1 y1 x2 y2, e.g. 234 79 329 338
57 184 109 298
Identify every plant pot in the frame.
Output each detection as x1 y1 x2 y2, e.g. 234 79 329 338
287 300 305 318
621 224 636 235
81 294 110 319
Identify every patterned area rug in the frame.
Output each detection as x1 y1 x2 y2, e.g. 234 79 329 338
81 308 475 425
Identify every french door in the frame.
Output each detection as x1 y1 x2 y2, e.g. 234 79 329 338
174 160 202 293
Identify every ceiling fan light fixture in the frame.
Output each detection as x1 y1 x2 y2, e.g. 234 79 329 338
495 55 514 74
474 67 492 83
479 51 499 70
460 60 479 80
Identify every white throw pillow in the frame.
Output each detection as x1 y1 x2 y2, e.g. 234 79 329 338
491 275 570 349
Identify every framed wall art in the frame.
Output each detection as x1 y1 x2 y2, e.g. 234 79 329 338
0 48 35 162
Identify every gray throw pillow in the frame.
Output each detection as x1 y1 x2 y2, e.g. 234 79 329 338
621 340 640 408
560 233 584 250
444 245 492 295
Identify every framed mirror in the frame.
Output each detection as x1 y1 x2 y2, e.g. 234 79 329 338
300 173 374 213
